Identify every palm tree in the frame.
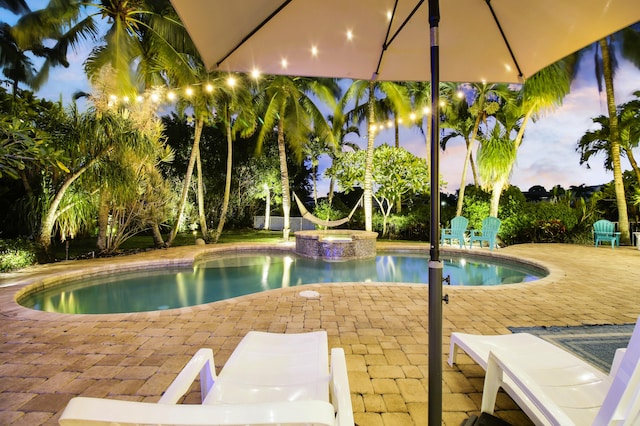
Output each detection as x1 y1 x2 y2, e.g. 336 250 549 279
87 0 201 245
0 0 29 14
0 4 78 97
168 109 205 244
477 92 520 217
86 0 197 98
37 104 155 253
578 94 640 186
621 91 640 184
256 75 338 240
0 23 35 96
515 61 571 152
441 96 476 216
210 74 257 243
12 0 202 246
465 83 510 182
303 134 330 206
10 0 197 100
570 25 640 244
93 116 174 253
476 63 571 218
599 38 630 243
405 81 431 163
169 69 219 245
340 80 410 231
325 111 360 205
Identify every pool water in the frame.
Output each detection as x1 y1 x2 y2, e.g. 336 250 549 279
20 252 545 314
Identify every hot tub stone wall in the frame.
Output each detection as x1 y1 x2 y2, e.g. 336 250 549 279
294 230 378 260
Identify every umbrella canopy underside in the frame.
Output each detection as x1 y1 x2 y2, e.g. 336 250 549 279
171 0 639 83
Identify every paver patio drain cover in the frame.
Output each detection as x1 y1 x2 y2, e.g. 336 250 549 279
299 290 320 298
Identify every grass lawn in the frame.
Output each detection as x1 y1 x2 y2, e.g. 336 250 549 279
50 229 284 261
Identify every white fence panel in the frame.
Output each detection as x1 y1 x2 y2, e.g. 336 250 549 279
253 216 315 231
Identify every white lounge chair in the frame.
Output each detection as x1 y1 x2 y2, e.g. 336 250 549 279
59 330 354 426
448 317 640 426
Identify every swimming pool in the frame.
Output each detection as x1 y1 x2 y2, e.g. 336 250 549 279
18 251 547 314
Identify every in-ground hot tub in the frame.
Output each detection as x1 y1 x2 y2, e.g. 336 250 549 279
294 230 378 260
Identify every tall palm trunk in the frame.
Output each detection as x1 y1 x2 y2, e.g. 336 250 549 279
195 143 208 240
514 110 533 151
37 158 97 253
169 118 203 246
624 147 640 185
364 81 376 232
150 222 165 247
601 38 630 244
423 115 431 167
277 118 291 240
214 113 233 243
328 176 335 206
394 115 400 148
263 187 271 230
490 178 507 217
455 113 484 215
96 191 110 251
394 116 402 213
455 137 474 216
470 153 479 187
312 164 318 206
468 115 483 185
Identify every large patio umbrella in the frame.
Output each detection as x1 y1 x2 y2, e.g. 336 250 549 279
169 1 640 423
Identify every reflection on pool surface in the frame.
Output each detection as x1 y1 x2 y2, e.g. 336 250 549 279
19 252 546 314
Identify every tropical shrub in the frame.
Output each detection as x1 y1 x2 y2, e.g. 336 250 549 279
495 186 527 244
508 201 579 243
311 200 347 230
460 186 491 230
0 238 37 272
371 204 429 241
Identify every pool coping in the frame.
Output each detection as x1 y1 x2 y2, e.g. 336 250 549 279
3 241 560 321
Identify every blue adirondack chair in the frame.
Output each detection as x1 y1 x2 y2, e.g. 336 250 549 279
593 219 621 248
441 216 469 248
469 217 501 250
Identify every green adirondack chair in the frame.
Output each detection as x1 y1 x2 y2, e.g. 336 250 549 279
593 219 621 248
469 217 501 250
441 216 468 248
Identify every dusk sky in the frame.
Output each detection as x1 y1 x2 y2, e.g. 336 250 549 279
3 4 639 195
343 57 639 194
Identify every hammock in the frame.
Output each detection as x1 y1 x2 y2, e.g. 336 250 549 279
292 192 362 228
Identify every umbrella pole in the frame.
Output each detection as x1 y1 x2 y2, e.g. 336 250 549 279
428 1 443 425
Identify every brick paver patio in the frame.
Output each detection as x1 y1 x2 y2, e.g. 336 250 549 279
0 242 638 425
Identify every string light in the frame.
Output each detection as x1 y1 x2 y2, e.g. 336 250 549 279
101 74 466 127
